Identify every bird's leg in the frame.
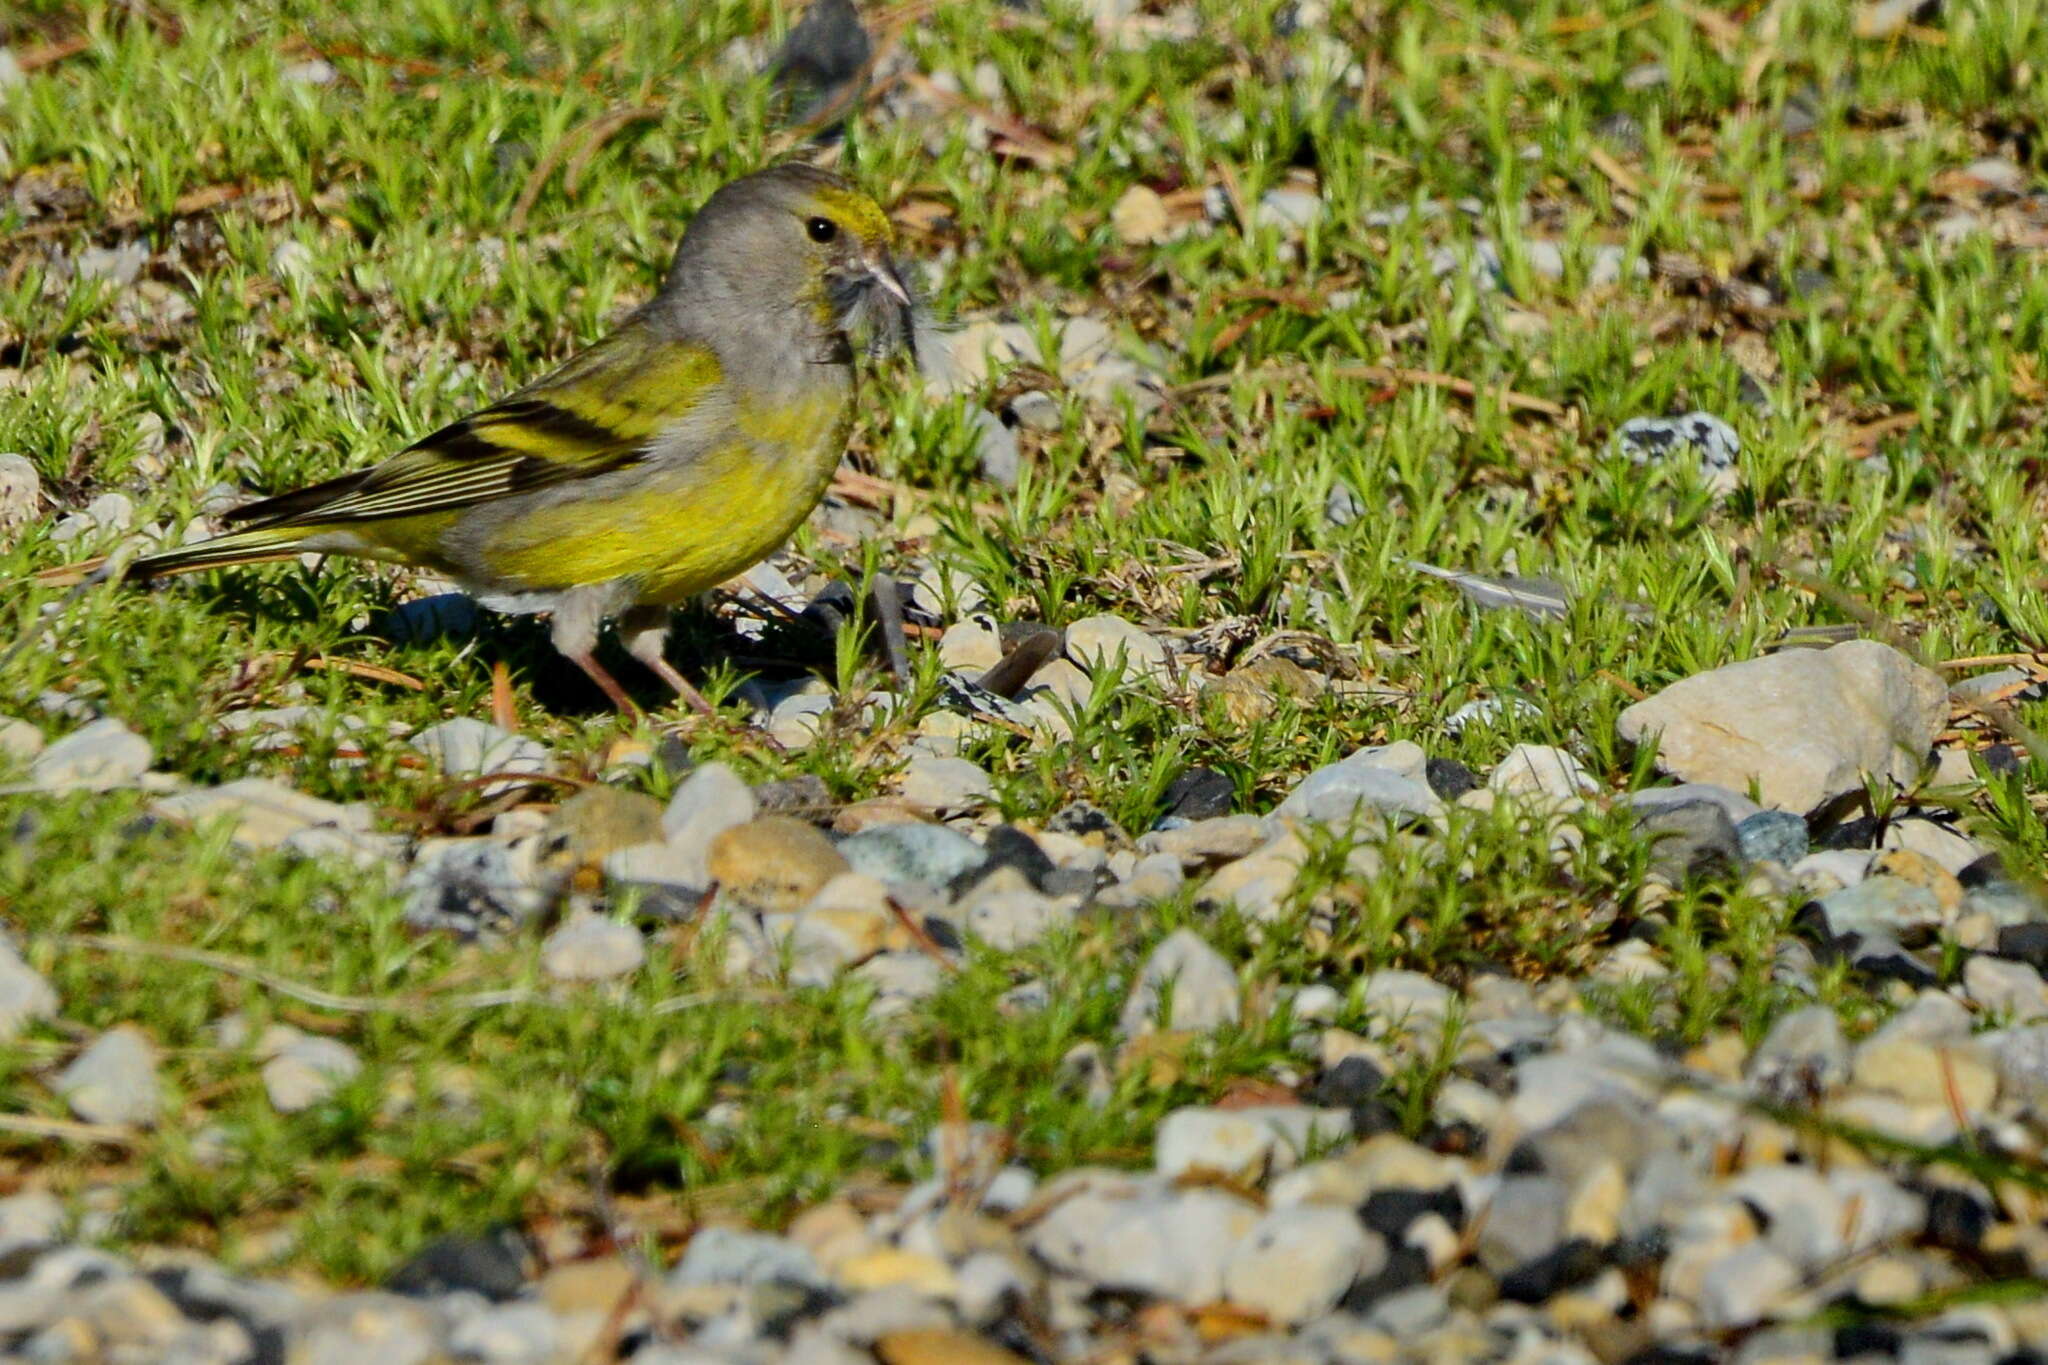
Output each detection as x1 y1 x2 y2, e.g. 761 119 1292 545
551 587 640 718
566 650 643 719
618 604 718 719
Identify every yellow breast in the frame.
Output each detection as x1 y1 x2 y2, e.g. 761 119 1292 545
473 387 851 602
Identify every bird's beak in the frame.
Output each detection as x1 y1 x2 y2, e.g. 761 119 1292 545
866 253 912 308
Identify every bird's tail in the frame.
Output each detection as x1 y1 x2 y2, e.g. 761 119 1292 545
32 526 310 587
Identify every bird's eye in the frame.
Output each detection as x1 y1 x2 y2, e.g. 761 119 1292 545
806 216 838 244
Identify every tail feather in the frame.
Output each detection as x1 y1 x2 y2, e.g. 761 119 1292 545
32 527 310 587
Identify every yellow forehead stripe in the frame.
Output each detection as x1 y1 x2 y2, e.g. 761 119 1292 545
812 184 895 247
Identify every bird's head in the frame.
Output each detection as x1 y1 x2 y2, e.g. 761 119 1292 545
665 163 916 363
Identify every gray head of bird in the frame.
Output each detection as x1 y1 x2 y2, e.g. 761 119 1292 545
659 163 917 364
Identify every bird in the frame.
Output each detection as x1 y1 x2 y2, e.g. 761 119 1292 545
28 163 917 717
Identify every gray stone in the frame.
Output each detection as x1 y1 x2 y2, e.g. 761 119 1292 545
291 1292 442 1365
411 717 552 794
969 408 1021 488
1222 1205 1380 1325
1636 799 1741 881
1961 877 2048 929
402 837 549 935
1746 1004 1848 1102
849 952 944 1015
152 778 369 850
0 1189 63 1258
444 1300 556 1363
1626 783 1764 824
1981 1026 2048 1109
28 718 152 791
1964 956 2048 1023
1489 744 1597 798
670 1226 827 1290
1273 742 1442 827
1475 1175 1568 1274
0 935 57 1041
0 453 39 531
1814 875 1945 941
840 822 984 889
1736 810 1808 865
540 913 645 981
1140 815 1269 866
654 761 757 889
1028 1178 1260 1304
263 1033 362 1112
1120 928 1239 1037
1694 1241 1801 1328
1006 390 1061 432
1256 187 1324 232
896 755 993 814
1155 1105 1349 1181
1616 641 1947 813
960 876 1076 950
1614 412 1741 472
55 1026 159 1127
1066 614 1172 684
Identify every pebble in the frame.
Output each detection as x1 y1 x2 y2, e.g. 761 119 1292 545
1736 809 1809 865
1635 798 1741 881
1112 183 1171 244
152 777 370 850
1027 1178 1259 1303
1006 390 1061 432
1155 1105 1350 1182
958 870 1076 949
1119 928 1240 1037
1746 1004 1847 1101
897 755 994 814
411 717 553 794
1963 956 2048 1022
1813 875 1946 941
403 836 550 935
1489 744 1597 799
1065 614 1172 684
708 816 850 912
659 761 758 882
1272 741 1443 827
1222 1205 1379 1324
841 822 986 889
1140 814 1269 866
55 1026 160 1126
262 1032 363 1112
0 935 58 1040
672 1226 829 1290
937 615 1004 672
0 453 40 530
540 912 646 981
1614 412 1741 473
26 717 152 792
1617 641 1948 813
968 408 1022 488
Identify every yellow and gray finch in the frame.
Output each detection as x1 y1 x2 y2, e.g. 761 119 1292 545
34 164 918 716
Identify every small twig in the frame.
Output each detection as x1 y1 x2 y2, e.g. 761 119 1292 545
1176 361 1565 418
561 105 664 200
510 104 662 232
0 1113 139 1147
51 933 734 1016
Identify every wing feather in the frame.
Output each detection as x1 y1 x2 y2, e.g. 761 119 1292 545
227 325 720 529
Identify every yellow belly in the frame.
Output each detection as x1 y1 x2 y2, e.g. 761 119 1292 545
473 393 850 603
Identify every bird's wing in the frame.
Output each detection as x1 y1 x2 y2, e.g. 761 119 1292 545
226 325 724 529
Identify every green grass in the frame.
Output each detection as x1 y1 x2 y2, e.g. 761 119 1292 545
3 0 2048 1283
